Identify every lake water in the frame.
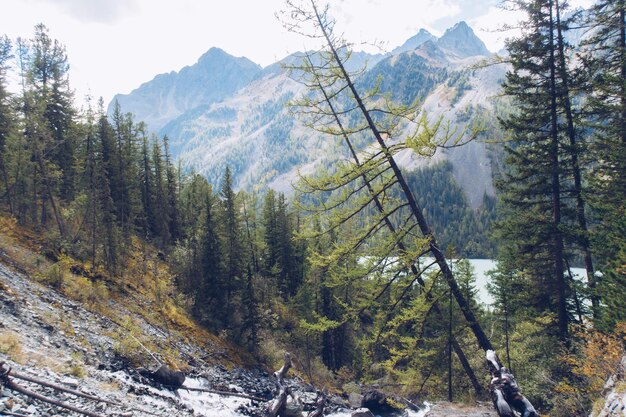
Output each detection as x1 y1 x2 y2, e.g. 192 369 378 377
465 259 587 307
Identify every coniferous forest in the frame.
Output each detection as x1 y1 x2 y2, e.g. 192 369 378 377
0 1 625 416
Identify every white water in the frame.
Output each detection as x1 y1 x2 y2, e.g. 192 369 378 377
177 377 250 417
177 377 431 417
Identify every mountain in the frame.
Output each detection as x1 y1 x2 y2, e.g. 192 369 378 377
392 28 437 54
436 21 492 59
109 21 504 208
108 47 262 131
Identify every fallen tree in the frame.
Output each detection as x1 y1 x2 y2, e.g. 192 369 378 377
280 1 539 415
267 352 296 417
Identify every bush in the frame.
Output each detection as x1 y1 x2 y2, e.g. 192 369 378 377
0 331 23 361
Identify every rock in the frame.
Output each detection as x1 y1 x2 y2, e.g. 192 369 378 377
362 389 401 413
351 408 375 417
348 392 363 408
284 400 304 417
61 377 80 388
150 364 186 389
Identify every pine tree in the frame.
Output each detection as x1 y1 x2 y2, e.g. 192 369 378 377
29 24 76 202
139 132 156 239
241 265 260 351
197 190 227 330
151 136 170 246
163 135 180 243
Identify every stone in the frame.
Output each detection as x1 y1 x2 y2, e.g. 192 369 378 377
284 400 304 417
351 408 375 417
348 392 363 408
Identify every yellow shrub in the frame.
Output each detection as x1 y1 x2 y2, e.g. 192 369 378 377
0 331 23 361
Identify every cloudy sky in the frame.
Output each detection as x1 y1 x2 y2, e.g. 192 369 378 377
1 0 591 105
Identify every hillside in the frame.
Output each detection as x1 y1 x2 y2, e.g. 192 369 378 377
0 216 491 416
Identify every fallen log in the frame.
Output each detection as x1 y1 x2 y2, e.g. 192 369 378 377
486 350 538 417
1 376 105 417
0 411 29 417
307 391 325 417
2 363 161 417
9 369 120 406
267 352 294 417
179 385 266 402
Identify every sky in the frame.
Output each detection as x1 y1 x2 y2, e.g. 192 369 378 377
1 0 593 105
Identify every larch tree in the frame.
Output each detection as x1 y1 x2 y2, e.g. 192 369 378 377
280 0 522 404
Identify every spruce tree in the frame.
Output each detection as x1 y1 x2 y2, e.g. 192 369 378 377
497 0 574 340
198 190 226 330
583 0 626 327
220 166 243 329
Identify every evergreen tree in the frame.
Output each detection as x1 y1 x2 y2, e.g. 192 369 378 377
583 0 626 327
497 0 575 340
220 166 244 328
197 190 227 330
241 265 260 351
0 36 13 212
139 132 156 239
151 136 170 246
163 135 180 243
29 24 76 202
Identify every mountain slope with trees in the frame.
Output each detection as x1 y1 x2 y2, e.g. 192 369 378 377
0 1 625 416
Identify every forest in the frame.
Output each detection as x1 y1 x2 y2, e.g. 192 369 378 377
0 0 625 416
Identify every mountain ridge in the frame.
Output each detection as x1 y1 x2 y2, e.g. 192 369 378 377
108 21 503 208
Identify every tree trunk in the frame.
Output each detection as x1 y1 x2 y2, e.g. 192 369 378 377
554 0 597 317
548 0 568 341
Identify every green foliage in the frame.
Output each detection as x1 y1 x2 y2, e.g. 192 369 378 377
405 162 496 258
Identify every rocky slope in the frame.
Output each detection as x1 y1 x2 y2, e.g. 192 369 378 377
0 255 432 417
0 219 495 417
0 224 436 417
591 357 626 417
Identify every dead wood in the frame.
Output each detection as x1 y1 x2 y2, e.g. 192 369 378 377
1 363 161 417
1 372 105 417
307 391 325 417
0 411 29 417
9 369 119 406
486 350 538 417
267 352 293 417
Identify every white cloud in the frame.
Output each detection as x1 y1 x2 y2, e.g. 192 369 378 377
28 0 139 23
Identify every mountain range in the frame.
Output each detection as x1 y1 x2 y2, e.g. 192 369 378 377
108 21 507 208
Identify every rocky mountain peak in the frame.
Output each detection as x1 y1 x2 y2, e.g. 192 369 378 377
437 21 491 58
108 47 261 132
392 28 437 54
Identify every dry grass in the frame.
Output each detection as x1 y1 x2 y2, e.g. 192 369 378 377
0 331 23 362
